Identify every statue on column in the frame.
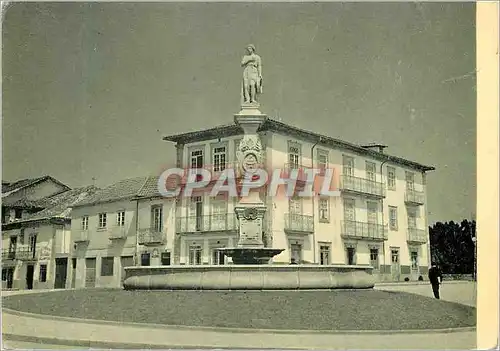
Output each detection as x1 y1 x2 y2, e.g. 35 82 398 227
241 44 263 105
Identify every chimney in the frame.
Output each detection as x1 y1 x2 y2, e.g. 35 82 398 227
361 143 388 153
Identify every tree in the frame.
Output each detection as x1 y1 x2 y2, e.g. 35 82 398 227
429 219 475 274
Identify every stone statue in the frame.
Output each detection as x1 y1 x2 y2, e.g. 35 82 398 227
241 44 262 105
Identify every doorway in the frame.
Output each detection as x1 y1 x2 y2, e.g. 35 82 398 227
391 248 401 281
26 264 34 290
6 268 14 289
85 258 96 288
54 258 68 289
71 258 77 288
346 247 356 265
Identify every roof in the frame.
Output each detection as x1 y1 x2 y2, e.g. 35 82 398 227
19 186 100 222
136 175 162 198
72 177 148 207
1 175 71 198
163 118 435 172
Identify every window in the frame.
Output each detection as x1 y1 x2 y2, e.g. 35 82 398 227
213 146 227 172
370 248 379 269
343 199 356 221
405 171 415 190
319 198 330 222
141 253 151 266
190 149 204 168
407 207 417 228
211 198 227 230
98 213 107 229
389 206 398 230
391 249 399 264
82 216 89 230
212 249 226 265
346 247 356 265
317 150 329 173
117 211 125 227
387 166 396 190
289 196 302 214
39 264 47 282
367 201 378 224
319 244 331 265
410 251 419 271
28 234 37 253
189 245 202 265
2 269 6 281
151 205 163 232
161 252 171 266
189 197 203 231
288 142 300 169
101 257 114 276
366 162 376 181
19 229 25 245
14 209 22 219
342 156 354 176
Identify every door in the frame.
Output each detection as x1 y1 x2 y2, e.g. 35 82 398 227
85 258 96 288
343 199 356 234
54 258 68 289
6 268 14 289
211 198 227 230
391 248 401 281
290 243 302 263
346 247 356 265
120 256 135 284
71 258 77 288
26 264 34 290
8 236 17 259
367 201 378 238
211 248 226 265
189 245 202 265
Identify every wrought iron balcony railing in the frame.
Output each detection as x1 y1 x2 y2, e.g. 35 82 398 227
1 249 16 260
340 175 386 198
109 225 127 240
73 229 89 242
341 220 388 241
404 189 425 205
138 228 165 245
15 247 37 261
176 213 238 233
407 227 428 244
284 213 314 233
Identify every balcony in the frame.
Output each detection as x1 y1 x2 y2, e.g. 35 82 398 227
176 213 238 233
1 249 16 260
340 175 386 198
109 225 127 240
138 228 165 245
405 189 425 205
407 227 428 244
15 247 37 261
341 220 388 241
73 229 89 243
284 213 314 233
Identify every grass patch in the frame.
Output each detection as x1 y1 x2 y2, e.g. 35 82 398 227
3 289 476 331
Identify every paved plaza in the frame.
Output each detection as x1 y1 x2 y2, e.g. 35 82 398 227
2 281 476 350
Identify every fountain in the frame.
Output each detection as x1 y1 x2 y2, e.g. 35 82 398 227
122 44 375 290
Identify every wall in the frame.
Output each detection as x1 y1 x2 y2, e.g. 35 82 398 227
71 199 138 288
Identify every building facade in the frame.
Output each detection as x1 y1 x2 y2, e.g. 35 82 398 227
164 118 434 281
1 186 98 290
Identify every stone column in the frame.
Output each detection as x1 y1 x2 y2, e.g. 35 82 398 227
233 105 268 249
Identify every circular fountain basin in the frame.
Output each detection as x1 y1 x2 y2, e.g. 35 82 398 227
217 247 285 264
123 264 375 290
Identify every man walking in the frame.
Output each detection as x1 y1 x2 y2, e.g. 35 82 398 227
428 262 443 299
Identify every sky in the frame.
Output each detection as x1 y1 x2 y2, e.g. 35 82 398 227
2 2 476 224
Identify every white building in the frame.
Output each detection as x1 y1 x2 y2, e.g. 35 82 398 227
163 118 435 282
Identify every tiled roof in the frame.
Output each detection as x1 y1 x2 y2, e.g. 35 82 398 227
73 177 148 207
20 186 100 222
2 175 71 198
136 175 162 198
163 118 435 172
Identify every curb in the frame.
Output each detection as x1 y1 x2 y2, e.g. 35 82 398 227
3 308 477 336
375 280 474 287
1 333 288 350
